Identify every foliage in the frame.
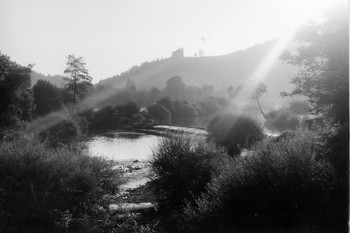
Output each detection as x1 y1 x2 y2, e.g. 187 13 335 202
280 3 349 123
89 106 119 131
0 52 34 129
147 103 171 123
151 135 228 217
197 98 221 116
39 118 82 148
0 136 122 228
63 55 92 104
184 130 336 231
164 76 187 100
33 79 63 117
288 100 310 115
265 109 300 132
124 78 136 92
207 114 263 156
156 96 175 114
312 122 349 230
78 102 141 133
116 101 139 118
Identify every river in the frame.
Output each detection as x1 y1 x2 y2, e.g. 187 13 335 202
86 131 164 161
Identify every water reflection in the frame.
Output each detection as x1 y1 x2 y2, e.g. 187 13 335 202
86 131 163 161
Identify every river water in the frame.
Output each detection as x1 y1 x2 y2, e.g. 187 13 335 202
86 131 163 161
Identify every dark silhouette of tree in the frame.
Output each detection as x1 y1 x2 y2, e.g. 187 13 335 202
63 55 92 106
0 52 34 128
253 82 267 119
280 3 348 123
147 103 171 123
164 76 187 100
208 114 263 156
156 96 175 114
118 101 139 118
288 100 310 115
33 80 63 116
149 87 163 102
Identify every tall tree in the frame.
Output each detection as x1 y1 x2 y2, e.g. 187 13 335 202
0 52 34 129
33 80 63 116
164 76 187 100
280 2 348 123
63 55 92 105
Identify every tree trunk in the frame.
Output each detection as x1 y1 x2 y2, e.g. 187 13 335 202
256 94 267 119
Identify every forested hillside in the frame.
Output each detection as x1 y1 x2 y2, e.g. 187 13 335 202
98 39 298 106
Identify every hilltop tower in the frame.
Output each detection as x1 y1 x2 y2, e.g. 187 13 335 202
171 48 184 59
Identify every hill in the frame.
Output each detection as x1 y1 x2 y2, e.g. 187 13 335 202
30 71 65 87
97 39 299 107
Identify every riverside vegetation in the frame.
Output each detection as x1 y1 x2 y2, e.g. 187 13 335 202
0 4 348 233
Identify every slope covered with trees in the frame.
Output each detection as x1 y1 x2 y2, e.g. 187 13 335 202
98 39 298 106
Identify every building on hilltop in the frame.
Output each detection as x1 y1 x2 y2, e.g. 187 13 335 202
171 48 184 59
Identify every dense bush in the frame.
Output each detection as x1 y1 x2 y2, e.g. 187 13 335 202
147 103 171 123
89 105 119 131
181 104 199 118
0 136 122 229
313 122 349 230
151 135 228 217
265 109 300 132
33 80 64 117
207 114 263 156
116 101 139 118
288 100 310 115
184 130 336 231
39 118 81 148
78 102 140 132
156 96 175 114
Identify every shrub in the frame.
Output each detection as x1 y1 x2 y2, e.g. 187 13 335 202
181 104 199 118
184 130 336 231
0 136 122 229
313 122 349 231
89 105 119 131
32 80 63 117
288 100 310 115
207 114 263 156
156 96 175 114
39 118 81 148
151 135 228 217
117 101 139 118
265 109 300 132
147 103 171 123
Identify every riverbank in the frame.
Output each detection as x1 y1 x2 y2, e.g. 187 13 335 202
111 160 157 213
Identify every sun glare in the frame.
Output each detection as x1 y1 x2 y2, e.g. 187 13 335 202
227 0 341 117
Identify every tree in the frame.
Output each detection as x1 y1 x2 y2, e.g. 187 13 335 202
125 78 136 92
288 100 310 115
147 103 171 123
156 96 175 114
0 52 34 129
164 76 187 100
253 82 267 119
33 80 63 116
208 114 263 156
280 2 348 123
63 55 92 105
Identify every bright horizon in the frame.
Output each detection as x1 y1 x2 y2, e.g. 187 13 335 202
0 0 338 83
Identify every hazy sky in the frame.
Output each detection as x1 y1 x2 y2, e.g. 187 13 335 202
0 0 335 83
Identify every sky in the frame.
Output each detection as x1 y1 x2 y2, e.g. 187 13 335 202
0 0 337 83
